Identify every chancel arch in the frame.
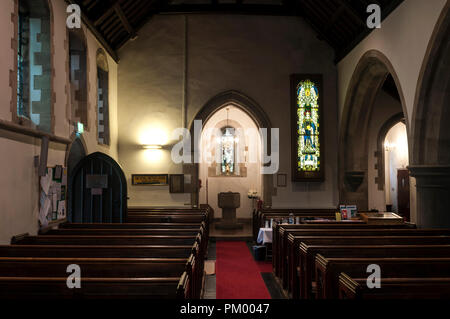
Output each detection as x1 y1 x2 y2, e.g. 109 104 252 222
189 91 273 210
410 2 450 227
339 50 409 212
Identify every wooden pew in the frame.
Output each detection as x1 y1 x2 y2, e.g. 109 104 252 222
315 255 450 299
0 275 189 299
284 228 450 295
60 222 204 229
9 231 205 298
0 244 196 258
126 215 206 224
44 228 201 236
0 256 190 277
273 223 414 278
299 243 450 299
253 209 336 240
338 273 450 299
11 234 201 246
279 235 450 295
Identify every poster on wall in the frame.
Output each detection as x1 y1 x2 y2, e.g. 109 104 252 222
39 166 67 227
290 74 324 181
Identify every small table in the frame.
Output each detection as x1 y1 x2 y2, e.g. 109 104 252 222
257 227 273 245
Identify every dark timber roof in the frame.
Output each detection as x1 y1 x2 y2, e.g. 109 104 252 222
67 0 404 63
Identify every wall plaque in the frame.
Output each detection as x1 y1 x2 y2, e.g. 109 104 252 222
132 174 168 186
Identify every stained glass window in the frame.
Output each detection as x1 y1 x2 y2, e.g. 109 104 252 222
297 79 320 172
221 127 235 175
17 6 29 118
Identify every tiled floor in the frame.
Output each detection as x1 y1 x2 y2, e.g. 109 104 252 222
209 219 252 238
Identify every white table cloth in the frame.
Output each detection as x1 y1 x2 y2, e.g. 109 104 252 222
257 227 273 245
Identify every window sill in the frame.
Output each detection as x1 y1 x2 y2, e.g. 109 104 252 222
0 118 71 144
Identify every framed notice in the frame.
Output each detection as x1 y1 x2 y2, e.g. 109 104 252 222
290 74 324 181
132 174 169 186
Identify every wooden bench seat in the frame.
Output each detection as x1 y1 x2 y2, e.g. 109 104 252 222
0 275 188 299
278 234 450 293
0 254 197 298
60 222 204 229
281 235 450 290
283 229 450 295
315 255 450 299
126 215 206 223
44 228 201 236
0 244 196 258
298 244 450 299
273 223 414 277
253 209 337 240
11 234 201 246
338 273 450 299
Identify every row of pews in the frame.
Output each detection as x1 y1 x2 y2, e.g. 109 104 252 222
252 208 337 241
0 207 209 299
272 214 450 299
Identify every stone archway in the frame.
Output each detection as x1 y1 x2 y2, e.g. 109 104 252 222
188 90 273 208
339 50 408 210
409 3 450 227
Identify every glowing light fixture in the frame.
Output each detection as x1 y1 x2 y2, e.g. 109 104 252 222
143 144 162 150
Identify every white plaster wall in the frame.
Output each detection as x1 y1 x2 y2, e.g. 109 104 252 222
0 0 119 244
385 122 409 213
118 14 339 209
367 91 403 211
337 0 447 131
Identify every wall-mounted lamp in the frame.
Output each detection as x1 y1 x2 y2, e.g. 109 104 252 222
142 144 162 150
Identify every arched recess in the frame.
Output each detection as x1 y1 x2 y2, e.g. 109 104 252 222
410 3 450 227
339 50 408 210
188 91 273 208
375 112 406 192
68 152 127 223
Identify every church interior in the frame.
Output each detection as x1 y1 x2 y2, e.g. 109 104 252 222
0 0 449 301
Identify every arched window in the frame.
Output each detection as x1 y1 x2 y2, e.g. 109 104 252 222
291 74 323 181
16 0 52 132
69 30 88 127
96 49 109 145
220 127 236 175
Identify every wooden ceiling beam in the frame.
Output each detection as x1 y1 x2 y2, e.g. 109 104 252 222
93 0 121 26
114 3 137 39
336 0 366 26
65 0 119 62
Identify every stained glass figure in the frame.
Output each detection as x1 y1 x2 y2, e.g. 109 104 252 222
297 79 320 172
221 127 235 175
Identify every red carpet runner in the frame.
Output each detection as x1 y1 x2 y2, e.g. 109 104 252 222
216 241 271 299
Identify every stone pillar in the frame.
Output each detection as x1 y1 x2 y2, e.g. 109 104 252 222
408 166 450 228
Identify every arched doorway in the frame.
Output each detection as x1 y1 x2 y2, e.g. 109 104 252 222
339 50 409 212
383 121 410 220
189 91 273 210
410 3 450 227
68 152 127 223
